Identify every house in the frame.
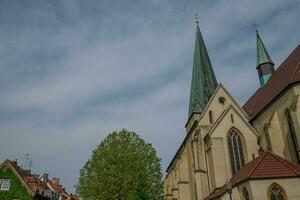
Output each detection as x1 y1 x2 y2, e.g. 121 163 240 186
0 159 50 200
40 174 79 200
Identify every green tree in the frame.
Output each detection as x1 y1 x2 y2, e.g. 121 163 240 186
76 129 163 200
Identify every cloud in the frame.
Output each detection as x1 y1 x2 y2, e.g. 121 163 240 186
0 0 299 192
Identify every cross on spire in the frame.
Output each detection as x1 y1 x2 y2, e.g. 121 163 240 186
195 13 199 24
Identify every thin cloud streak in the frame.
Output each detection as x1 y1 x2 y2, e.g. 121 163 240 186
0 0 299 192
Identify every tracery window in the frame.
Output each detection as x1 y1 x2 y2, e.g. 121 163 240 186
269 183 286 200
228 129 245 174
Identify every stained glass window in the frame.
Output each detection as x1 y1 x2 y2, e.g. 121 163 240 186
269 184 286 200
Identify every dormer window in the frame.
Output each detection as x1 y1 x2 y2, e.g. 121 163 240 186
1 179 11 191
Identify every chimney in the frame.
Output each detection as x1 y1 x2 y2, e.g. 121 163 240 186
33 174 39 179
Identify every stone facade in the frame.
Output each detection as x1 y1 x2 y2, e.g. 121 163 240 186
163 24 300 200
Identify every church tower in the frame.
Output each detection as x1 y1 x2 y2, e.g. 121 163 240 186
187 21 218 122
256 30 274 86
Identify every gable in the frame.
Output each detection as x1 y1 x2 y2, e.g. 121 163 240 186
208 106 258 139
198 84 250 127
0 164 33 199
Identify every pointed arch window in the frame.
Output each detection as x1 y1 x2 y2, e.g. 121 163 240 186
269 183 286 200
263 125 272 151
242 188 250 200
287 111 300 163
228 129 245 174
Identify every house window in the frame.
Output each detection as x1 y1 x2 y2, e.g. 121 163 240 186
269 183 286 200
228 129 245 174
287 112 300 163
0 179 10 190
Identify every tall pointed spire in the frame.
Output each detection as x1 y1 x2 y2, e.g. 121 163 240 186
256 30 274 86
256 31 274 67
188 22 218 119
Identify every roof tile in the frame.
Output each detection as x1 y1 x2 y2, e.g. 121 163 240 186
204 151 300 200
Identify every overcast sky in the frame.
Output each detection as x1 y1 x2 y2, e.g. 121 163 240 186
0 0 300 193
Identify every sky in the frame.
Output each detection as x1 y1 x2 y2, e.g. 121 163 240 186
0 0 300 193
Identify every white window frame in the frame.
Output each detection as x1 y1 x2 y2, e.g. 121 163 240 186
1 179 11 191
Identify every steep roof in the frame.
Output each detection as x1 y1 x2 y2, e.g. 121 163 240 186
204 151 300 200
47 179 69 197
256 31 274 67
243 44 300 119
188 23 217 119
0 159 49 197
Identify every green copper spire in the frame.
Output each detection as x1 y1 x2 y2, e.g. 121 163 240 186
256 31 274 67
256 31 275 86
188 23 218 119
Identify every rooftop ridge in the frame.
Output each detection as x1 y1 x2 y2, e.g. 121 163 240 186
290 61 300 83
247 152 267 177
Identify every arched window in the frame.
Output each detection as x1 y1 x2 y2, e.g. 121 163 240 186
228 129 245 174
263 124 272 151
243 188 250 200
287 111 300 163
269 183 286 200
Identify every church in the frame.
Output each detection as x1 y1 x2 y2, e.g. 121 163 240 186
163 21 300 200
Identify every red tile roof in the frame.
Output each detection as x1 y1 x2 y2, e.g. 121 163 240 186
204 151 300 200
9 160 48 193
243 44 300 119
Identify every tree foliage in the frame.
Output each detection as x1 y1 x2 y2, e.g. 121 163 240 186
76 129 163 200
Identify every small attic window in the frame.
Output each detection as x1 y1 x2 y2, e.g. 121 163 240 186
209 111 213 124
1 179 11 191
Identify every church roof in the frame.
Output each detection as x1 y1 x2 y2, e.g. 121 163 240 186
188 23 217 119
256 31 274 67
204 151 300 200
243 44 300 119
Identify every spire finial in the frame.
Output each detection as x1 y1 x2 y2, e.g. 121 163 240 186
195 13 199 24
254 23 258 32
253 22 259 33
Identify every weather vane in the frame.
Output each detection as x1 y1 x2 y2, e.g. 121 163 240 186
195 13 199 24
